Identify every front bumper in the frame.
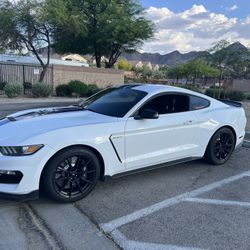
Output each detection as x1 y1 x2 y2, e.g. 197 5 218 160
0 190 39 201
0 145 56 198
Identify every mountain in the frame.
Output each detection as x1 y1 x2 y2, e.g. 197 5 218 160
122 42 249 67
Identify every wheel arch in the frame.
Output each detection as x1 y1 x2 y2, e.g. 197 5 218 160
39 144 105 188
205 125 237 154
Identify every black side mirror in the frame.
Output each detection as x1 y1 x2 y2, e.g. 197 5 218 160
134 109 159 120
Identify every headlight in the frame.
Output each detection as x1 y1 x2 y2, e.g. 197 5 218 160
0 145 44 156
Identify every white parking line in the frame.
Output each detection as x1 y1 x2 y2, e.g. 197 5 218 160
185 197 250 207
111 229 204 250
100 171 250 233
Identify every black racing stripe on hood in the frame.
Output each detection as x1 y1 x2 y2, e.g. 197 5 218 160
0 118 10 126
11 106 84 121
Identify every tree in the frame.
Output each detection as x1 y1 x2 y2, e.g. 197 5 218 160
208 40 250 79
117 59 132 71
47 0 154 68
0 0 53 82
167 65 185 84
208 40 250 97
168 59 219 85
184 59 219 85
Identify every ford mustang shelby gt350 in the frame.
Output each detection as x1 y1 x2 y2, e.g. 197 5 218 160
0 84 246 202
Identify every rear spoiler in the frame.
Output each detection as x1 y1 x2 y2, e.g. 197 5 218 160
218 99 242 108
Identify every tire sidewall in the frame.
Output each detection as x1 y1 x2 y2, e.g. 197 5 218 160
42 147 100 202
206 127 236 165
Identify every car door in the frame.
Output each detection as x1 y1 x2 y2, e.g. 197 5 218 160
124 93 198 170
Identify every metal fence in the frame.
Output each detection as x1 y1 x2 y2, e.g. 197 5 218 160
0 62 53 86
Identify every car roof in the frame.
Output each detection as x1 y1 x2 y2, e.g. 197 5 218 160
122 83 198 96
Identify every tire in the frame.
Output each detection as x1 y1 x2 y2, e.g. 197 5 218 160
205 127 236 165
41 146 100 202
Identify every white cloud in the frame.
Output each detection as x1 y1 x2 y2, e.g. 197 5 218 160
227 4 238 11
141 5 250 54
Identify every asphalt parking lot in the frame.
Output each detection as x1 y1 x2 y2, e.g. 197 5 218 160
1 101 250 250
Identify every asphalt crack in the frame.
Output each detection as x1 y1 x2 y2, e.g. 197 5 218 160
17 203 64 250
190 167 212 188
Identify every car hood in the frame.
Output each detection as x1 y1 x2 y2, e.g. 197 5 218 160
0 106 117 145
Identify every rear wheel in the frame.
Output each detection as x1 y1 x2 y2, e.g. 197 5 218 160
42 147 100 202
205 127 236 165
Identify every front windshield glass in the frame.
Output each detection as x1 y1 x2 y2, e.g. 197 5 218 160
81 86 147 117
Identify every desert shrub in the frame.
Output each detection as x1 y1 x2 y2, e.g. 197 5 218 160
68 80 88 97
32 82 52 97
118 59 132 71
56 84 72 97
169 83 201 93
227 90 245 101
205 88 224 99
0 81 7 90
4 83 23 98
86 84 100 96
180 84 201 93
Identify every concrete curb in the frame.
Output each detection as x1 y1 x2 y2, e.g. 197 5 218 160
243 132 250 148
245 132 250 140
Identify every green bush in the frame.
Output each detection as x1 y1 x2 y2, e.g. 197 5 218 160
0 81 7 90
32 82 52 98
209 85 220 89
86 84 100 96
68 80 88 97
205 89 245 101
4 83 23 98
56 84 72 97
227 90 245 101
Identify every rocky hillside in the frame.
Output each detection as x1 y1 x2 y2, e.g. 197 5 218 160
122 42 249 67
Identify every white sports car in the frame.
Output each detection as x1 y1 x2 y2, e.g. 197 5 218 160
0 84 246 202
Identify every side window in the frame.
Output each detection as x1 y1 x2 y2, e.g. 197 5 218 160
190 95 210 110
141 94 189 115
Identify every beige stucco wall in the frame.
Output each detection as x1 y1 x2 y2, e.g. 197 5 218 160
53 65 124 89
232 79 250 93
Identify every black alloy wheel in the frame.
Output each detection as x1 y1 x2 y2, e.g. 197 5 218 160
42 147 100 202
205 127 236 165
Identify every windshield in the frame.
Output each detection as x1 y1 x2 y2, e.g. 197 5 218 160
81 86 147 117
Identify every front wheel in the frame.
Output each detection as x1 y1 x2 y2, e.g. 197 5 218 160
41 147 100 202
205 127 236 165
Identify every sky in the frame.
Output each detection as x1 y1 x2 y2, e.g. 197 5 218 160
139 0 250 54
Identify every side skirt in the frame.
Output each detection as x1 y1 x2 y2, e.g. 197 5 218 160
105 157 201 180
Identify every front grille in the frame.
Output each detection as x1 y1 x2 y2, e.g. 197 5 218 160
0 171 23 184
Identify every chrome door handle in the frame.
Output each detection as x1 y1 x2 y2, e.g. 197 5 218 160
183 120 193 125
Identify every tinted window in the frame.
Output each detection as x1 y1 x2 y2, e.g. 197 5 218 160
83 87 147 117
190 95 210 110
140 94 189 115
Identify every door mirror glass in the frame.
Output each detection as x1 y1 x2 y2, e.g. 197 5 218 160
134 109 159 120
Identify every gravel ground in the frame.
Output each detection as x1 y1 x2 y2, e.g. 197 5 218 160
242 101 250 132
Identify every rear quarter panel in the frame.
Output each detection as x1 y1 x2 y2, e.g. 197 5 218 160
192 99 246 157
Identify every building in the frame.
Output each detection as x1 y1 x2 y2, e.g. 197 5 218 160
128 60 159 71
62 54 88 64
0 54 89 67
